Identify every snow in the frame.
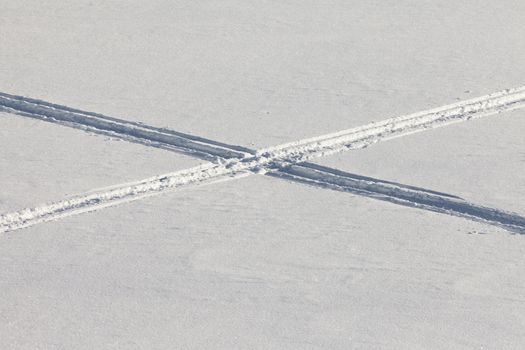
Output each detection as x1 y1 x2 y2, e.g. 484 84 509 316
1 1 525 349
2 176 525 349
319 109 525 214
4 86 523 234
0 112 201 213
2 1 525 147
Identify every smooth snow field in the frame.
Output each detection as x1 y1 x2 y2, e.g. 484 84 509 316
1 1 525 349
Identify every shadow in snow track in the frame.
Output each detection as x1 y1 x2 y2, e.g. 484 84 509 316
0 92 255 161
269 163 525 234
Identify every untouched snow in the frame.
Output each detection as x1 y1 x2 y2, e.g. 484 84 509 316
1 1 525 349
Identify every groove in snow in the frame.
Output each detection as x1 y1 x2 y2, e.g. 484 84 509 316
0 92 253 161
1 86 524 233
269 163 525 234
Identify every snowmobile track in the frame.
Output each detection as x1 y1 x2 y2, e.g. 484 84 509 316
1 86 525 233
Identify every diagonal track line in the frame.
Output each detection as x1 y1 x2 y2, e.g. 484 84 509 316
0 92 254 161
0 163 253 233
1 87 525 233
255 86 525 163
268 163 525 234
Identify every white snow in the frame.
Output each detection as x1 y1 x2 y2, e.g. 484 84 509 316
0 112 201 213
3 87 524 233
2 176 525 349
1 1 525 349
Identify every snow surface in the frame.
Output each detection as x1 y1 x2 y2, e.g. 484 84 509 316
3 86 523 234
0 112 201 212
2 177 525 349
2 1 525 147
319 109 525 214
1 1 525 349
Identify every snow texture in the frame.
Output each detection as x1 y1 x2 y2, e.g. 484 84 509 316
1 1 525 349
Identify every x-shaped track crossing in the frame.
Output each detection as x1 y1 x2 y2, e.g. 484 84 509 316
1 87 525 234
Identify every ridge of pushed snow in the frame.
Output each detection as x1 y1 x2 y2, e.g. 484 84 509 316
258 86 525 163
